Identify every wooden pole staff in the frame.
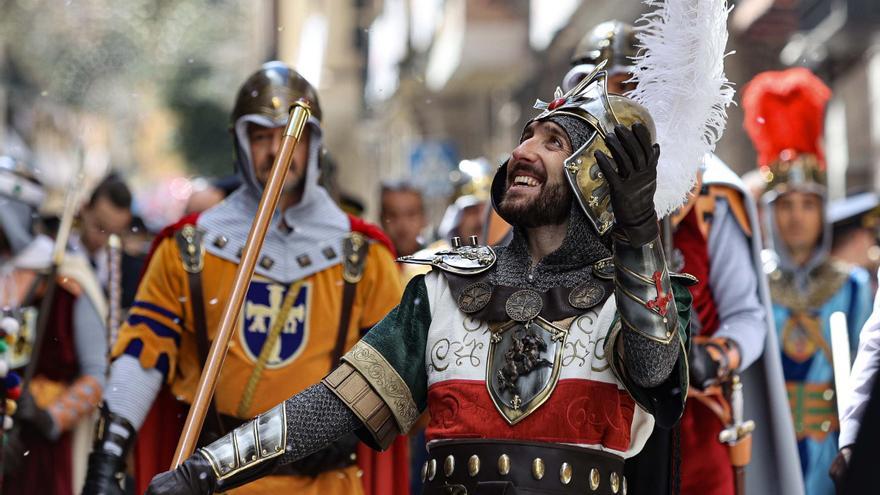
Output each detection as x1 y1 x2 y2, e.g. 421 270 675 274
171 100 312 467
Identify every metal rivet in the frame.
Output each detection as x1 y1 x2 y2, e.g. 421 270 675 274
250 455 256 461
611 471 620 493
590 468 600 491
823 389 835 401
261 449 268 455
427 459 437 480
820 420 832 432
622 475 628 495
559 462 572 485
213 236 228 248
468 455 480 477
444 455 455 477
421 461 428 482
498 454 510 475
532 458 545 480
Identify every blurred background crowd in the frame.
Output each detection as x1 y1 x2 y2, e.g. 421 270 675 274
1 0 878 277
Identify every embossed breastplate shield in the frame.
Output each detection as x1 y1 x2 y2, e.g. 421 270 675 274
487 317 569 425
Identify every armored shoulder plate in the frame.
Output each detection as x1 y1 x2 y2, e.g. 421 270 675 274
175 224 206 274
398 236 496 276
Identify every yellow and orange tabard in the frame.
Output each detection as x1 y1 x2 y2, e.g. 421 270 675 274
112 228 401 494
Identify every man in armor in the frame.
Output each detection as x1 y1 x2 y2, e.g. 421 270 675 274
742 68 873 495
0 155 108 495
564 20 802 495
81 62 404 495
146 61 694 495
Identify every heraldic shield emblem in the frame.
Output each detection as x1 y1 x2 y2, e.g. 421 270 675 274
239 279 311 368
487 316 569 425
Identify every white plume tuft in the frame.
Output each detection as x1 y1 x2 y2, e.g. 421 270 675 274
628 0 736 216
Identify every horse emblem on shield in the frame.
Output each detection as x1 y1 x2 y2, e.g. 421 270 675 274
487 316 568 424
239 279 311 368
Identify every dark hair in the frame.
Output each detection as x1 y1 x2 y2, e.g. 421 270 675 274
380 180 424 214
88 174 132 210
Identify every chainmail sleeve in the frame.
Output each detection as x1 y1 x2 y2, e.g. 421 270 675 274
278 384 363 464
621 331 680 388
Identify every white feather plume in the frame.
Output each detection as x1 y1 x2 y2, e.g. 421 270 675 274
628 0 736 216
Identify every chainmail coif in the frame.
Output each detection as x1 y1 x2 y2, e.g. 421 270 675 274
489 203 611 291
279 384 362 464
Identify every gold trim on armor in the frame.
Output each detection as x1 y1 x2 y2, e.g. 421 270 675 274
341 340 420 432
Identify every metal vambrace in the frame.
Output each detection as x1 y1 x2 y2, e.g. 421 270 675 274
198 402 287 493
613 233 678 344
82 404 137 495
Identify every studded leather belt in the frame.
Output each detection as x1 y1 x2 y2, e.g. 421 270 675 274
421 439 627 495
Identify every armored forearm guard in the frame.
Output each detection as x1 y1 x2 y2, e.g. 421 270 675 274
198 403 287 492
613 233 677 344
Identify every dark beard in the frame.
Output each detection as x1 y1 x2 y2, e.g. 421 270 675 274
497 180 573 228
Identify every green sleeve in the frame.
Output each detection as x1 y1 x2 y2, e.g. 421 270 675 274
358 273 432 412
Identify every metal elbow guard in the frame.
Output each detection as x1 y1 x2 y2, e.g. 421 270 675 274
199 402 287 492
613 233 677 344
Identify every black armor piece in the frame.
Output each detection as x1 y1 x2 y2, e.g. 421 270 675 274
82 405 138 495
613 233 681 388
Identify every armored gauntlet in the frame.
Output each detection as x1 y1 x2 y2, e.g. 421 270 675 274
82 405 137 495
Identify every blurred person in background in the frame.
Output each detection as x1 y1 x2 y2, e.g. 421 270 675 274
564 20 800 495
73 175 133 282
743 68 873 495
184 178 226 215
0 155 107 495
81 62 406 495
72 175 144 310
380 180 428 257
828 192 880 290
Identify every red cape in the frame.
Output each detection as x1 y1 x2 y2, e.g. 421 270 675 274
133 213 408 495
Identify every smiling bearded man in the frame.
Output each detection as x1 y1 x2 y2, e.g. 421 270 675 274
146 67 693 495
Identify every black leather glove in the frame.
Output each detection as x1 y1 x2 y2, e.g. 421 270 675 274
146 453 217 495
81 451 126 495
829 446 852 492
15 392 56 439
688 338 740 390
594 123 660 246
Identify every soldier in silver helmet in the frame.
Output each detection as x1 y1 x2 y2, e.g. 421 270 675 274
81 62 403 495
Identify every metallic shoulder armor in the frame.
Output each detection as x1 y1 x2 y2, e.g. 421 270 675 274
398 235 496 275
